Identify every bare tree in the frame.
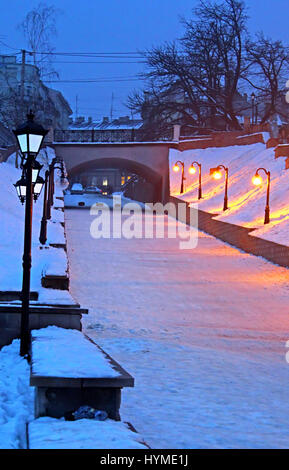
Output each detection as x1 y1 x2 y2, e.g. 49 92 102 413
128 0 249 139
245 33 289 123
18 2 61 78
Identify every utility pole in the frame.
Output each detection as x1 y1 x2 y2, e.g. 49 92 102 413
110 92 114 122
20 50 26 121
75 95 78 120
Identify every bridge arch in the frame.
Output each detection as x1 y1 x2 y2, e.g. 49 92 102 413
53 142 171 203
68 157 163 202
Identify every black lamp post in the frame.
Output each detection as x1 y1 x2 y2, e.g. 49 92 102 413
252 168 271 224
46 157 65 221
39 171 49 245
210 165 229 211
189 161 202 199
13 111 48 357
173 160 186 194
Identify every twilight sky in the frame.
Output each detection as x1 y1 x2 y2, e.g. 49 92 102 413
0 0 289 121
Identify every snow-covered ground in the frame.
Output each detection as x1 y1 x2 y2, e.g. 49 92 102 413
65 209 289 449
169 143 289 246
0 330 145 449
29 417 147 449
0 340 33 448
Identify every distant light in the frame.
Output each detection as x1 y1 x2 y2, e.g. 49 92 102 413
213 170 222 180
173 165 180 173
252 175 262 186
189 166 196 175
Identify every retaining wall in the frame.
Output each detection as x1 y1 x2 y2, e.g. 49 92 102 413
169 196 289 269
173 131 268 152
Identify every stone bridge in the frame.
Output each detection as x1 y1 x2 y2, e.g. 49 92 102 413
53 141 173 202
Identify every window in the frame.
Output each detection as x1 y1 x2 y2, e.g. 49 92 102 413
102 178 108 186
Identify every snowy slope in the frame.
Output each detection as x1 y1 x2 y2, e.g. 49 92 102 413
169 144 289 246
0 149 69 297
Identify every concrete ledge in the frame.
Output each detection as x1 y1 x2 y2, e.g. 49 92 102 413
169 196 289 269
0 291 38 301
31 333 134 421
41 274 69 290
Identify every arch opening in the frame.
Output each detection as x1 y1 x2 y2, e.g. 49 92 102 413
68 157 163 203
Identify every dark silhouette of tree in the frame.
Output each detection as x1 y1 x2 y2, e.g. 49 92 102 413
245 33 289 123
18 2 61 79
128 0 249 139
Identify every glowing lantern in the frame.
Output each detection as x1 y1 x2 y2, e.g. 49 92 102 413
252 174 262 186
189 166 196 175
213 170 222 180
173 164 180 173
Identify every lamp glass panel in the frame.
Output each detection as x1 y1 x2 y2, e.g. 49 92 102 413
34 181 43 197
32 167 40 183
19 184 27 198
21 185 27 197
17 134 28 153
29 134 43 154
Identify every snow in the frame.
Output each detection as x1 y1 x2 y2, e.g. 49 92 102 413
31 326 120 378
40 246 68 277
71 183 83 192
0 340 33 449
64 193 139 209
169 143 289 246
0 148 71 303
46 220 66 246
0 336 144 449
66 209 289 449
28 417 147 449
51 207 65 224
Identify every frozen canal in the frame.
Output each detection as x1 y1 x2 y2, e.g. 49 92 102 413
65 208 289 449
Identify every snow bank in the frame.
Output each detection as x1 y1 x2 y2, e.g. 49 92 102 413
0 147 70 299
0 340 33 449
31 326 120 378
29 417 147 449
170 143 289 246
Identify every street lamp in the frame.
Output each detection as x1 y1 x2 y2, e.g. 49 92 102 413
252 168 271 224
14 176 28 205
251 92 256 125
210 165 229 211
189 161 202 199
33 175 45 201
13 111 48 357
39 170 50 245
46 158 65 220
173 160 186 194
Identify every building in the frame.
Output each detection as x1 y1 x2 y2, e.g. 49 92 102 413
0 55 72 129
54 115 143 142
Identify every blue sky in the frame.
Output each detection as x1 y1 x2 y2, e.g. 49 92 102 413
1 0 289 121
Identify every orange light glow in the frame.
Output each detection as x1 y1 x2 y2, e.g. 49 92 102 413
189 166 196 175
252 175 262 186
213 171 222 180
173 165 180 173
